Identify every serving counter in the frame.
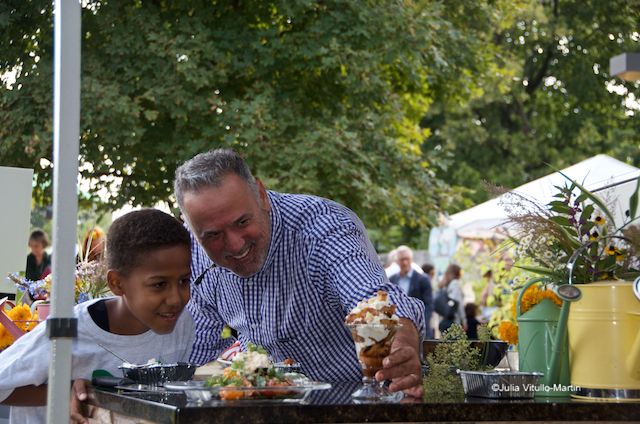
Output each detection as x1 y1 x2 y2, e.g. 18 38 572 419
87 382 639 423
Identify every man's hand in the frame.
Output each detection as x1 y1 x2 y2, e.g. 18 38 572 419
70 379 94 424
374 318 423 397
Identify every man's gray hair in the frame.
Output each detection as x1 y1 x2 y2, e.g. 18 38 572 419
396 245 413 257
174 148 258 209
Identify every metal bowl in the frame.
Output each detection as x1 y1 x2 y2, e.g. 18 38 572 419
458 370 543 399
119 362 197 386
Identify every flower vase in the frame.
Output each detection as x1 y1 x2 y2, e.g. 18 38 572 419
517 280 571 397
35 302 50 321
567 280 640 401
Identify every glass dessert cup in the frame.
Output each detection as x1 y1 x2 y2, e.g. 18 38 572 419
347 323 403 402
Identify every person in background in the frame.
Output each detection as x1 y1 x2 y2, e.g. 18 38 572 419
464 302 481 340
479 270 494 308
80 227 106 263
174 148 425 396
438 263 466 333
421 263 437 338
25 229 52 281
421 263 435 282
0 209 194 424
384 248 399 277
389 246 434 338
385 247 424 278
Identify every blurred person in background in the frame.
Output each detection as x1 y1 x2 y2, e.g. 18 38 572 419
25 229 52 281
464 302 481 340
80 227 106 263
437 263 466 333
390 246 434 338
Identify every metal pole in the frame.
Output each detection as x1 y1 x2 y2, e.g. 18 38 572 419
47 1 81 423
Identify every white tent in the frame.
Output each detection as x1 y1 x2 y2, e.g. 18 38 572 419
448 154 640 239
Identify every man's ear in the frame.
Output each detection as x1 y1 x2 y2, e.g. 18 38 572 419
256 178 271 212
107 269 125 296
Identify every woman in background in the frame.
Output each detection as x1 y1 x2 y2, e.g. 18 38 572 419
25 229 52 281
437 263 466 333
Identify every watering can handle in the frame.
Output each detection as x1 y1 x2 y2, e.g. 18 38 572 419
516 277 551 318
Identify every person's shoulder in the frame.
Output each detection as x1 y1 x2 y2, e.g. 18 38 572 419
416 272 431 283
272 191 358 234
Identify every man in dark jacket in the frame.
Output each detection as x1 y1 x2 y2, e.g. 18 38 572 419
389 246 434 338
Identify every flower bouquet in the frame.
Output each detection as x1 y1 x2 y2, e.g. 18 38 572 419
499 172 640 283
8 258 110 305
496 283 562 346
0 303 39 350
497 172 640 400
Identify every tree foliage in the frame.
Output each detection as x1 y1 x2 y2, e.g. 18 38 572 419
0 0 480 233
2 1 638 249
422 0 640 208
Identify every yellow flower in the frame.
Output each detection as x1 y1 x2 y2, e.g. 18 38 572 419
7 304 36 332
0 325 14 350
498 321 519 345
510 285 562 316
589 231 599 241
8 304 31 321
594 216 605 226
605 245 617 256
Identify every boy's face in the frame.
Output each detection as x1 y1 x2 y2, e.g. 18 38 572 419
109 245 191 335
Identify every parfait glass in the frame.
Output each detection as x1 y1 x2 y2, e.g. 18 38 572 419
347 323 403 402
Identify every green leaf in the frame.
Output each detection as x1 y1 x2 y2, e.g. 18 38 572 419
549 215 572 227
558 171 616 225
580 204 595 224
549 200 570 214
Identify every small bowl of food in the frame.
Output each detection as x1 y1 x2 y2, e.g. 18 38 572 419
119 359 197 386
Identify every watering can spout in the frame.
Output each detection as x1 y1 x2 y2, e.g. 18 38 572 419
547 300 570 383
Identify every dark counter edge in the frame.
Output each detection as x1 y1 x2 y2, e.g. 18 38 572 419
91 390 640 424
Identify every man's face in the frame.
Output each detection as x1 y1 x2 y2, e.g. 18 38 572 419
110 245 192 335
182 173 272 277
397 251 412 276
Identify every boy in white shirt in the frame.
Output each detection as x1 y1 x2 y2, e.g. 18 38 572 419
0 209 194 424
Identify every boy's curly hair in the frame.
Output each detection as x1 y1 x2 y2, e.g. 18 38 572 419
106 209 190 274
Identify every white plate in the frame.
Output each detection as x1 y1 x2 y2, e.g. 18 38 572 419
164 380 331 403
114 384 177 393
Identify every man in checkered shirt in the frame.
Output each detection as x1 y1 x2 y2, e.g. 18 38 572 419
174 149 425 396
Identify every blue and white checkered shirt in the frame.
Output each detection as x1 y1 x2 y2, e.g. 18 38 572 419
187 191 426 382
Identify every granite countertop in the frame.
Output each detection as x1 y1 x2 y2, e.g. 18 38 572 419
90 382 640 424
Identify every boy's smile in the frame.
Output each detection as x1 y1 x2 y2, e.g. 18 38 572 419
107 245 191 335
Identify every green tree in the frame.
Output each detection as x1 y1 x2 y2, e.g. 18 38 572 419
423 0 640 209
1 0 496 236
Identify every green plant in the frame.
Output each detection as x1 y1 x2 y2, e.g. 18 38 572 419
422 324 488 401
501 174 640 283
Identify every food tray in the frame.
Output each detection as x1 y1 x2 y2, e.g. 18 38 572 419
119 362 197 386
458 370 543 399
164 380 331 403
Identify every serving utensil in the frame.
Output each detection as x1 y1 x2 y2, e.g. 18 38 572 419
96 342 129 364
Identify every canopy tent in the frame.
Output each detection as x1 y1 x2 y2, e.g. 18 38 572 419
448 154 640 239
